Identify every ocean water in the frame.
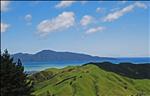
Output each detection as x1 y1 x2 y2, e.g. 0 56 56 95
23 61 85 71
23 57 150 71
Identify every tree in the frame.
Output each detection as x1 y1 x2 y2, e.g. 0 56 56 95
0 50 34 96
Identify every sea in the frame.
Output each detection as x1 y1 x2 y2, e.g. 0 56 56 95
23 57 150 72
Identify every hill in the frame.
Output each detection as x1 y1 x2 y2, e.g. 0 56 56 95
12 50 115 62
87 62 150 79
30 63 150 96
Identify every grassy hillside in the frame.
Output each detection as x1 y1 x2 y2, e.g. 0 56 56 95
30 64 150 96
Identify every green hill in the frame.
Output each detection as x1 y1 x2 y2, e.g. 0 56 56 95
30 64 150 96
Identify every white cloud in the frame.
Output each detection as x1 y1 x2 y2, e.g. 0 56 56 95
80 15 93 26
25 14 32 25
37 12 75 35
55 1 88 8
1 1 10 12
135 2 147 9
104 2 147 22
86 26 105 34
55 1 76 8
96 7 103 13
25 14 32 22
1 23 10 33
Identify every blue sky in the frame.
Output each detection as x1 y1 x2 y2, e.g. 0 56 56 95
1 1 150 57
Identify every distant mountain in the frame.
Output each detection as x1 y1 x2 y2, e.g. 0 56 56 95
12 50 115 62
30 62 150 96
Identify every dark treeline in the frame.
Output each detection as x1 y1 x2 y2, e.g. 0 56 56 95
1 50 34 96
85 62 150 79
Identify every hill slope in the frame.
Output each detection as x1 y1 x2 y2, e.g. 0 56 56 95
30 64 150 96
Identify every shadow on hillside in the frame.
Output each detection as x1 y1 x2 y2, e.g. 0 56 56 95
84 62 150 79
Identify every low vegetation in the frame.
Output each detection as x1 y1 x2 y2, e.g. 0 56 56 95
30 63 150 96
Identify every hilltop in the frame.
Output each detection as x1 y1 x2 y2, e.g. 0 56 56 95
30 62 150 96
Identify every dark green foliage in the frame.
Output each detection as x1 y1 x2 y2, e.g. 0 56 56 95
0 50 34 96
86 62 150 79
46 91 51 96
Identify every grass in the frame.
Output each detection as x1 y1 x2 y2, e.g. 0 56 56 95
30 64 150 96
